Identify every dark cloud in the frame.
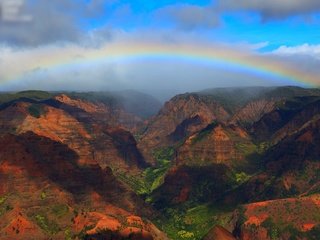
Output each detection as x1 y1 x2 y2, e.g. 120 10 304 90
156 4 219 30
218 0 320 20
1 0 319 46
85 0 118 18
0 0 116 46
156 0 320 31
0 0 80 46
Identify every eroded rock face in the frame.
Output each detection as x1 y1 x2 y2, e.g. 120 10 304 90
251 98 320 142
0 94 166 239
2 87 320 240
53 94 144 132
203 225 236 240
231 99 276 127
264 118 320 174
138 93 230 164
175 123 251 166
0 96 148 171
0 132 164 239
230 195 320 240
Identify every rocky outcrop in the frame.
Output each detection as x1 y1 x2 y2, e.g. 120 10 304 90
53 94 144 132
230 195 320 240
175 123 252 166
264 117 320 175
251 97 320 143
231 99 276 127
223 116 320 204
0 96 148 171
203 226 236 240
0 132 164 239
138 93 230 164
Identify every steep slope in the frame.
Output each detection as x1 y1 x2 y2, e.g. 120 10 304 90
251 97 320 143
53 93 144 132
175 122 254 167
2 87 320 240
231 195 320 240
0 90 161 132
222 102 320 204
230 99 277 127
135 86 320 240
138 86 320 164
201 86 320 128
0 95 148 170
203 226 236 240
0 132 166 239
151 165 234 208
138 93 230 164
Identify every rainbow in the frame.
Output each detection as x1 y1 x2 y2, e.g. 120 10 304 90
2 42 320 87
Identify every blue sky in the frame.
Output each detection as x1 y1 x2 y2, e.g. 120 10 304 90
0 0 320 94
1 0 318 48
78 0 320 49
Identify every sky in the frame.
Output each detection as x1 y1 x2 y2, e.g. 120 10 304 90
0 0 320 96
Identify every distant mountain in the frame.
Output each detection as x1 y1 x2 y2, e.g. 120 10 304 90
66 90 162 119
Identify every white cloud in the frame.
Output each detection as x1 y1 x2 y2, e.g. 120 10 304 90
273 44 320 58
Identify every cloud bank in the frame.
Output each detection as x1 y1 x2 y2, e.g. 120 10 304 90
0 0 319 94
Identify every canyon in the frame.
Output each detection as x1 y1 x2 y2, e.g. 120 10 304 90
0 86 320 240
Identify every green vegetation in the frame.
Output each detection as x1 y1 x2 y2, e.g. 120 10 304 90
144 159 171 193
235 142 257 156
114 154 172 195
0 195 6 205
76 224 95 239
237 206 248 226
259 219 320 240
235 172 251 184
114 171 149 195
114 144 241 240
0 195 13 217
64 228 72 240
15 90 52 100
142 146 174 194
257 142 272 154
28 104 45 118
178 230 194 239
51 204 69 218
261 217 280 240
156 204 233 240
114 146 174 195
153 146 175 161
0 90 52 105
34 214 60 235
40 191 47 200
